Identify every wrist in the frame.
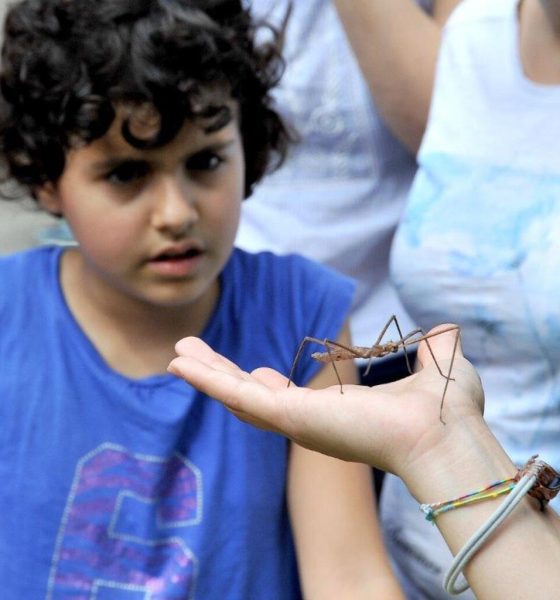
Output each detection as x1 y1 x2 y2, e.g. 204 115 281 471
402 414 517 506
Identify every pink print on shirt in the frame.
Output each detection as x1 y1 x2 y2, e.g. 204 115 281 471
46 443 202 599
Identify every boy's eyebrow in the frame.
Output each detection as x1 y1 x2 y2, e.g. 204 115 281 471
89 139 238 173
89 157 145 174
187 139 238 155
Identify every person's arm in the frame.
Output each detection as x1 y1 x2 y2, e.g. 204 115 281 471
287 322 404 599
168 327 560 600
404 413 560 600
332 0 461 153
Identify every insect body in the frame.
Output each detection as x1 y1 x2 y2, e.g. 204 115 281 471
288 315 461 424
311 338 412 364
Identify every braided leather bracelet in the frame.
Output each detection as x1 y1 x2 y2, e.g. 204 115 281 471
518 454 560 506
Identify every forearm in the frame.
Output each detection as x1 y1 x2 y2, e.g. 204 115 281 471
332 0 453 153
290 326 404 599
403 415 560 599
168 330 560 598
289 451 404 600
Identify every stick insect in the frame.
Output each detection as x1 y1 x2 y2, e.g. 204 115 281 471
287 315 461 424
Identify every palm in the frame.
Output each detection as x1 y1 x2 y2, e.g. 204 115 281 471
168 326 484 477
250 352 482 470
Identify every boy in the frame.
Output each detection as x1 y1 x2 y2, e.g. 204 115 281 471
0 0 402 598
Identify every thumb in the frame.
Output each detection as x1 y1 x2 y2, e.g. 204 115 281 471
415 324 463 370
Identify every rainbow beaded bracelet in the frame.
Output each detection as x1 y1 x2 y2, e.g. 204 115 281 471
420 454 560 523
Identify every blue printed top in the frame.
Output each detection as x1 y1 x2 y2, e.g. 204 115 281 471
0 246 354 599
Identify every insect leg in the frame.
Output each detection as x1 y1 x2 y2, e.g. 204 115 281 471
287 336 327 388
395 321 425 375
411 325 461 424
363 314 398 376
438 327 460 424
320 340 346 393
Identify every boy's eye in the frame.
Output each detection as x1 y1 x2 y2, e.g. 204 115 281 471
186 151 224 172
106 161 149 185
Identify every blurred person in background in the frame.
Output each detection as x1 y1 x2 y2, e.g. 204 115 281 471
236 0 461 500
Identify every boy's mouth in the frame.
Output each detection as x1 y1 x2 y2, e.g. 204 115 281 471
148 243 205 277
152 247 202 262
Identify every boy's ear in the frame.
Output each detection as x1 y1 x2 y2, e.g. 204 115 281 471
35 182 63 216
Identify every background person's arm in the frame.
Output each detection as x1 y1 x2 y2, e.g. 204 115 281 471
333 0 461 153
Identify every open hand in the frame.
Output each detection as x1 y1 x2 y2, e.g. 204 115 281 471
168 325 484 477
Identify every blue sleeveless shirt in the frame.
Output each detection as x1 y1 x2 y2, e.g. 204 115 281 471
0 246 354 599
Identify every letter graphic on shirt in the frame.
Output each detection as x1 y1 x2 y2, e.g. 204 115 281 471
46 443 202 599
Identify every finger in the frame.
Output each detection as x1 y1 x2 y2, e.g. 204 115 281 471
169 353 416 466
175 335 209 355
168 353 251 388
174 336 240 372
168 353 330 441
414 324 485 420
416 323 463 369
168 354 267 411
252 367 291 389
168 352 299 422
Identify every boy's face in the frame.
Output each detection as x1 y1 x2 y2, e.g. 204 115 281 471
39 106 245 310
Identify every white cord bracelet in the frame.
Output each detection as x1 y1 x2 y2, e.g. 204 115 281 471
443 472 535 595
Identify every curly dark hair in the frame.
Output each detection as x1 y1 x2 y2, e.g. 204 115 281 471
0 0 291 199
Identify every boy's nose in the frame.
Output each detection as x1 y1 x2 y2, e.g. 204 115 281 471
151 176 198 235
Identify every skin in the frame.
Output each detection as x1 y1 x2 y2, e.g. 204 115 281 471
38 103 404 599
332 0 462 153
290 325 405 599
335 0 560 151
538 0 560 35
520 0 560 84
38 107 244 378
168 327 560 600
